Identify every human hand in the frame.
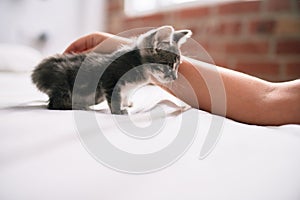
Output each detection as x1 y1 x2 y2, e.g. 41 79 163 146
63 32 132 54
63 32 108 54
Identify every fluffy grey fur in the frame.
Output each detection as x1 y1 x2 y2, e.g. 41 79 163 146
31 26 192 114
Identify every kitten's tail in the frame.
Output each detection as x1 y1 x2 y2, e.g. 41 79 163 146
31 53 86 95
31 55 60 95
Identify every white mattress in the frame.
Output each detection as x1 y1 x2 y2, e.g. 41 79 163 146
0 72 300 200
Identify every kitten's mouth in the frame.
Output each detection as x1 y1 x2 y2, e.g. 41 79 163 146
150 74 175 84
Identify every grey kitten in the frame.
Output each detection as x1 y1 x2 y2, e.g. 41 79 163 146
31 26 192 114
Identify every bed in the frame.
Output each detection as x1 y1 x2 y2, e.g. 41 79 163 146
0 45 300 200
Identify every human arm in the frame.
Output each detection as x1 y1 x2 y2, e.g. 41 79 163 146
64 32 300 125
174 58 300 125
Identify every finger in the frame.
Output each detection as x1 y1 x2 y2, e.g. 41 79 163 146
63 33 106 54
64 37 86 53
64 36 94 53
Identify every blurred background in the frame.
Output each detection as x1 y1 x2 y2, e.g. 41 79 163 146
0 0 299 81
0 0 106 55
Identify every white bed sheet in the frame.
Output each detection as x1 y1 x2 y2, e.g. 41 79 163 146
0 73 300 200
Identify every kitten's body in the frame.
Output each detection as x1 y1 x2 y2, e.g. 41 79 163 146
32 26 192 114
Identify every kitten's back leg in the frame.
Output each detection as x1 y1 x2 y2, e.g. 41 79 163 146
50 91 93 110
48 90 72 110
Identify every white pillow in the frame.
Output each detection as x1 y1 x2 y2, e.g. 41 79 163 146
0 44 42 72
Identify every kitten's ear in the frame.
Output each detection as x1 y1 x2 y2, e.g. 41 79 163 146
154 26 174 46
173 30 192 47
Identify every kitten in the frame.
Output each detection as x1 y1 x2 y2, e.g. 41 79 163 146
31 26 192 114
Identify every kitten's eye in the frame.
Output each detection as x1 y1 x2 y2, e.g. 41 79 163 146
161 62 172 67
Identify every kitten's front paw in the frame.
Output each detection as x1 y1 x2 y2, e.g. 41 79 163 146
111 109 128 115
120 109 128 115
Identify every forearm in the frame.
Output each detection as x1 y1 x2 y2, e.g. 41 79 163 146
175 58 300 125
267 80 300 125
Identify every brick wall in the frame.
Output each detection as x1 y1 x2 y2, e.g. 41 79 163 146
106 0 300 81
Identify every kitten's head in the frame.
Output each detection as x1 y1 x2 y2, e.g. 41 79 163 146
136 26 192 83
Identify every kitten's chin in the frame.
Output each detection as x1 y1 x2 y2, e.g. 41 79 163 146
150 75 174 85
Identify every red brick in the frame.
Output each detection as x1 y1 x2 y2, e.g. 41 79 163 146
276 39 300 54
222 21 242 35
218 1 261 15
122 21 143 32
206 40 226 55
177 7 210 19
235 61 280 76
266 0 291 12
225 41 269 54
286 62 300 77
124 13 164 24
108 1 122 12
123 15 175 33
248 19 276 34
123 17 139 26
205 21 242 35
275 17 300 35
139 13 165 22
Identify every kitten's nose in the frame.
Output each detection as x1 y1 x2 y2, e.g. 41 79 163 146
171 73 177 80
